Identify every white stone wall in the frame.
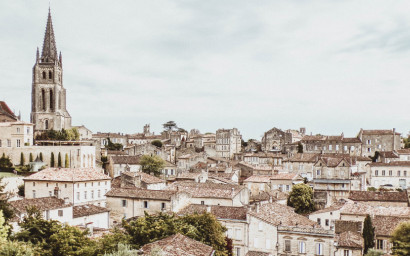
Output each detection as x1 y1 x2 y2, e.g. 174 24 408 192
72 211 110 229
369 165 409 189
308 210 341 230
248 215 277 254
0 122 34 148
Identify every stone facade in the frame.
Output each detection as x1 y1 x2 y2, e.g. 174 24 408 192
358 129 401 157
261 127 292 152
0 121 34 148
31 10 71 132
216 128 242 159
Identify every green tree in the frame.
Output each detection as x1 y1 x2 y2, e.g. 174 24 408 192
0 240 35 256
15 207 96 256
123 212 228 256
65 153 69 168
57 152 62 168
287 183 315 214
0 210 9 243
39 152 43 162
0 178 14 224
0 153 12 168
95 227 130 255
364 249 383 256
17 184 24 197
297 142 303 153
162 121 177 131
390 221 410 256
19 153 25 166
362 215 375 254
103 244 140 256
29 153 33 163
140 155 165 177
50 152 55 167
106 138 123 151
151 140 163 148
371 151 380 162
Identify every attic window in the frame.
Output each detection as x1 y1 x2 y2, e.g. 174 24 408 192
342 163 345 167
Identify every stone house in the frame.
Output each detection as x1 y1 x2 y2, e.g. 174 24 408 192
376 151 399 163
141 233 214 256
357 129 401 157
283 153 318 180
244 173 303 195
105 187 191 220
177 153 207 171
236 161 276 179
166 181 249 207
243 175 272 195
107 155 142 177
396 148 410 161
296 135 362 156
92 132 128 149
72 204 110 229
0 121 34 148
335 231 364 256
72 125 92 140
372 216 409 255
367 161 410 189
261 127 292 152
247 203 334 256
243 152 283 170
312 156 361 205
113 171 166 190
176 171 208 183
161 160 177 177
348 191 409 207
216 128 242 159
0 101 19 122
178 204 248 256
9 197 73 232
23 167 111 206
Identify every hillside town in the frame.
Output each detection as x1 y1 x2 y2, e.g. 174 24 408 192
0 7 409 256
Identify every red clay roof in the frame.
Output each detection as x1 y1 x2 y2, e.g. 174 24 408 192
24 168 111 182
0 101 17 120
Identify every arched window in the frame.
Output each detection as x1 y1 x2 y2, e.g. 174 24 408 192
49 71 52 79
42 71 46 79
41 89 46 111
45 120 49 130
49 89 53 110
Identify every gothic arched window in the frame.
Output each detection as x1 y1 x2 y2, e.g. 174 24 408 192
41 89 46 111
45 120 49 130
49 89 53 110
49 71 52 79
42 71 46 79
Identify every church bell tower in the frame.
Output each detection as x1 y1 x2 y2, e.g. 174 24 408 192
31 8 71 132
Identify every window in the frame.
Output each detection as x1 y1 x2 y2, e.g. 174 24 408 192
404 171 407 176
344 250 350 256
316 243 323 255
316 170 321 176
144 201 148 208
98 190 101 198
58 210 63 217
317 218 321 225
382 170 385 176
45 210 50 220
325 219 329 226
161 203 166 210
65 184 67 188
367 140 371 145
84 191 87 200
33 182 35 187
49 71 52 79
286 185 290 191
329 145 332 150
201 201 205 205
33 190 36 198
122 200 127 207
375 170 379 176
76 192 80 200
91 190 94 199
7 139 11 147
85 183 87 187
336 145 339 150
258 222 263 231
389 170 392 176
377 239 384 250
49 191 52 196
27 127 30 134
236 248 241 256
299 241 306 253
0 140 2 147
16 139 21 147
285 240 291 252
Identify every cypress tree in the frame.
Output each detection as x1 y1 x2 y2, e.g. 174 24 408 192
29 153 33 163
57 152 62 167
65 153 69 168
50 152 55 167
39 152 43 162
363 214 375 254
20 152 25 166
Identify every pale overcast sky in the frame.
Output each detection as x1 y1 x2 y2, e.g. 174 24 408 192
1 0 410 140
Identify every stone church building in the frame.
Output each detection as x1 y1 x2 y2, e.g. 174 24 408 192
30 9 71 132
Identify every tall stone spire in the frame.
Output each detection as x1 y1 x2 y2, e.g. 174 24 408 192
41 8 58 62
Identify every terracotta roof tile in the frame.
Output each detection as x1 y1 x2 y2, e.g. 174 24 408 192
349 191 408 203
335 220 362 234
340 201 410 217
10 197 71 214
337 231 363 248
141 233 214 256
246 251 271 256
110 155 142 165
373 216 409 236
166 181 245 199
368 161 410 167
73 204 109 218
24 168 111 182
178 204 247 220
106 187 176 200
